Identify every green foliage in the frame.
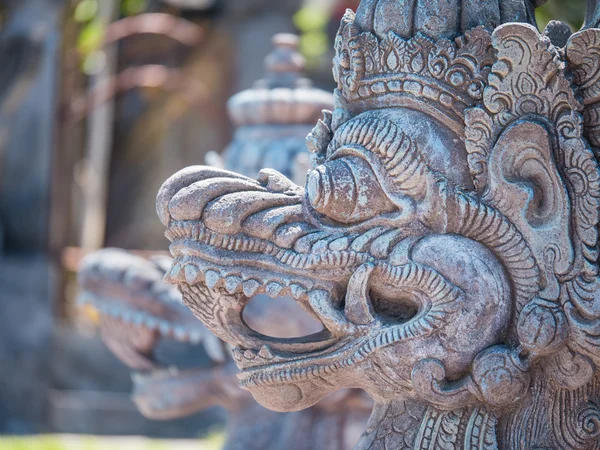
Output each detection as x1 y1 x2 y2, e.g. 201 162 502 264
294 6 332 63
122 0 148 16
536 0 586 30
77 20 105 56
294 7 330 32
73 0 149 74
74 0 98 23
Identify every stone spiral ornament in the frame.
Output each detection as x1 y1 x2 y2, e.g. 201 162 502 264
157 1 600 448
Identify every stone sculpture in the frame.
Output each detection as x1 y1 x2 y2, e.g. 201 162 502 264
157 0 600 448
207 34 334 185
78 248 370 450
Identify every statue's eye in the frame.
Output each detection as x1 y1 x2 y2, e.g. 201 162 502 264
306 156 396 224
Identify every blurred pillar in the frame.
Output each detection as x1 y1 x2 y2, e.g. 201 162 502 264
0 0 66 433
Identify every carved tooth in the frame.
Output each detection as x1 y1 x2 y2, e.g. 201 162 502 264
225 276 243 294
205 270 221 289
169 263 184 282
243 280 261 297
189 331 203 345
345 263 377 325
244 350 257 360
291 284 307 300
159 321 171 335
184 265 202 285
132 313 144 326
204 333 226 363
340 252 349 266
146 318 158 330
266 282 284 298
308 290 350 336
232 348 244 362
258 345 275 360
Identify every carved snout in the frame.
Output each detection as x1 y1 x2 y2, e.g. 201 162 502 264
307 156 396 223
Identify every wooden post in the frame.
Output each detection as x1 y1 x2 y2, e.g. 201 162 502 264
78 0 119 250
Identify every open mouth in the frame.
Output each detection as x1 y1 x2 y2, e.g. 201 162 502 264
164 220 460 391
172 258 352 359
165 245 365 388
166 257 431 391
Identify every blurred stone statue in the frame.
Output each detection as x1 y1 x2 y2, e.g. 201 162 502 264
206 34 334 185
157 0 600 448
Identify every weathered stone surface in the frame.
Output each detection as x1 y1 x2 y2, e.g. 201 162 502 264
157 1 600 448
0 0 64 433
0 0 63 254
0 256 54 433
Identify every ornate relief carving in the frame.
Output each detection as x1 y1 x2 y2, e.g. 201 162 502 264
157 1 600 448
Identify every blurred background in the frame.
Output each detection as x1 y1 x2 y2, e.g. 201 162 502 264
0 0 586 448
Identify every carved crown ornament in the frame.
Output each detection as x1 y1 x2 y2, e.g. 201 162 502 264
157 1 600 448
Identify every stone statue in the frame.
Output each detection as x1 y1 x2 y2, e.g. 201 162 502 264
207 34 334 185
78 248 370 450
156 0 600 448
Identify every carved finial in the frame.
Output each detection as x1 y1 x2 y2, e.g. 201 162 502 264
263 33 305 86
227 33 333 127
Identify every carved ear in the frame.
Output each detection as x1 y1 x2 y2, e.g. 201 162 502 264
484 120 574 286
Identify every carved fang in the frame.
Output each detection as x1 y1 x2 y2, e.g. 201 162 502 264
185 265 201 284
258 344 275 360
308 290 351 336
345 264 376 325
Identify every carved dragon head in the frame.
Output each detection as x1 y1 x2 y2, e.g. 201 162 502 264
158 1 600 447
78 249 362 424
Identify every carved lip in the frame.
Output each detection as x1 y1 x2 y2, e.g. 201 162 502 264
235 337 364 389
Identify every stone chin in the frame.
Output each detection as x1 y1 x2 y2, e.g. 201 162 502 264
246 380 335 412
